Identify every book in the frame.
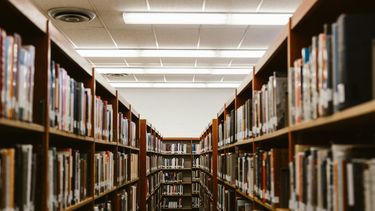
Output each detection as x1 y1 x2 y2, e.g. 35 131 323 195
94 151 114 195
94 97 113 142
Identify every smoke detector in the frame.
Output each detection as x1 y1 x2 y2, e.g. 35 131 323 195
48 7 96 23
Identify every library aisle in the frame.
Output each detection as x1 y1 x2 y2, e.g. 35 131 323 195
1 0 375 211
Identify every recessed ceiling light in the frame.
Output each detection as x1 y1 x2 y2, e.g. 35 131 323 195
110 82 240 88
122 12 291 25
77 49 265 58
96 67 251 75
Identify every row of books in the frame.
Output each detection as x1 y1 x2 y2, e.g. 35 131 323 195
252 73 287 136
118 152 138 184
236 197 255 211
146 133 161 153
162 143 188 154
192 143 201 154
118 113 137 147
290 144 375 211
199 154 212 173
49 61 92 136
193 156 200 168
218 185 235 211
94 200 112 211
253 148 289 208
0 29 35 122
115 186 137 211
162 157 186 169
147 171 162 196
192 182 200 193
221 108 236 146
200 171 213 196
192 196 200 208
95 151 114 195
218 152 237 184
47 148 89 210
94 97 113 142
162 184 184 195
0 145 37 210
235 99 252 141
289 14 375 125
161 198 182 208
162 172 184 182
192 170 199 180
146 154 162 174
146 189 160 211
200 133 212 153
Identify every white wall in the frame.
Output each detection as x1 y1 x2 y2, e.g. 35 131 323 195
118 88 235 138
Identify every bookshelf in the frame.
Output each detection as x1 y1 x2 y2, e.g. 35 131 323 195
205 0 375 211
0 0 151 210
156 137 199 210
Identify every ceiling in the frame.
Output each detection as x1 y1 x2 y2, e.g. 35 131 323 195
31 0 302 88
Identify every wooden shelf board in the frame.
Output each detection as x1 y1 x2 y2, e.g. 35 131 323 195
237 73 254 97
49 128 94 142
161 208 192 210
95 139 118 146
199 168 213 177
218 138 253 151
161 153 192 156
291 0 319 29
146 184 161 201
147 168 162 177
118 143 139 151
117 178 139 189
0 118 44 133
95 73 116 97
63 197 93 211
161 168 191 171
217 178 236 189
290 100 375 132
162 181 191 185
94 186 117 200
253 127 289 142
162 194 192 197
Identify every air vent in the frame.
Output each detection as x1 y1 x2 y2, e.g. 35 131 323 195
48 8 96 23
105 73 129 77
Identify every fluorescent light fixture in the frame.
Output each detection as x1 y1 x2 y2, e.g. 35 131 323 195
77 49 265 58
122 12 291 25
96 67 251 75
110 82 240 88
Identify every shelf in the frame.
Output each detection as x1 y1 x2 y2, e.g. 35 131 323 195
253 127 289 142
162 168 191 171
94 186 117 200
162 194 192 197
199 168 213 177
235 188 289 211
290 100 375 133
217 177 236 190
161 207 192 210
199 150 213 154
117 178 139 189
95 139 118 146
218 138 253 151
49 128 94 142
0 118 44 133
63 197 93 211
162 181 191 185
146 184 161 201
161 153 192 156
118 143 139 151
147 168 162 177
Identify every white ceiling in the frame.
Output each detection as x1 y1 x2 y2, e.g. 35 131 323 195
31 0 301 85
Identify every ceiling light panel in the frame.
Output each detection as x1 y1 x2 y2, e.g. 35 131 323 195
95 67 252 75
122 12 291 25
77 49 265 58
110 82 240 88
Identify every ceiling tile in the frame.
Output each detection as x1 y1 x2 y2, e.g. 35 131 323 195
195 75 223 82
259 0 302 12
240 26 282 49
165 75 194 82
199 26 247 49
91 0 148 12
126 57 161 66
162 58 196 67
222 75 247 82
63 28 116 48
148 0 203 11
31 0 92 11
111 26 157 48
89 57 126 63
230 58 258 66
197 58 231 66
204 0 259 12
136 75 165 82
155 26 199 48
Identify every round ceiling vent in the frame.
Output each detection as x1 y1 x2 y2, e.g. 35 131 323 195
48 7 96 23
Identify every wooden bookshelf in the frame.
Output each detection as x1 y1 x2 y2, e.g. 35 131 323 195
209 1 375 210
0 1 151 210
